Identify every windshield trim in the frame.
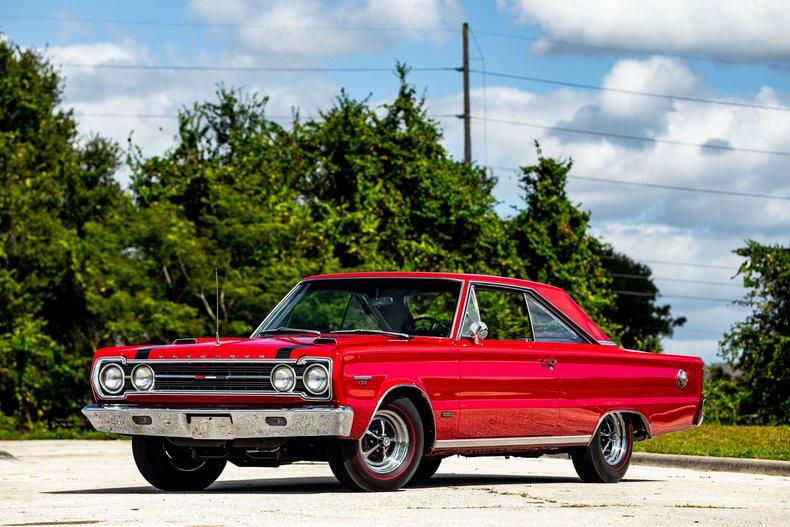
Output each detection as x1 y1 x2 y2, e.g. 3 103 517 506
250 277 465 339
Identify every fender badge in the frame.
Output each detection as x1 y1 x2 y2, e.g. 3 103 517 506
354 375 372 386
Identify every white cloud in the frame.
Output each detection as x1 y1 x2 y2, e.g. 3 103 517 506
499 0 790 60
48 41 138 66
188 0 460 57
430 55 787 357
45 41 339 168
599 57 698 119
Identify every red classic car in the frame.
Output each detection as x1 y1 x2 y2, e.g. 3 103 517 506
83 272 704 491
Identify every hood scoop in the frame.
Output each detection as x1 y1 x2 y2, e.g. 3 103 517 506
313 337 337 345
172 338 198 345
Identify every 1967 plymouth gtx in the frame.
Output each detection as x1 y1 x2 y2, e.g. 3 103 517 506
83 272 704 492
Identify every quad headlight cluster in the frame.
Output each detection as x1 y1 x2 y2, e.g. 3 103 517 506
94 358 331 399
270 363 329 396
98 363 156 395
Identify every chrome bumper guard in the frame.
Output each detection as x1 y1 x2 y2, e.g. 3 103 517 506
82 404 354 440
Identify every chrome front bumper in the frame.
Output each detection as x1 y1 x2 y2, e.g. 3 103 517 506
82 404 354 440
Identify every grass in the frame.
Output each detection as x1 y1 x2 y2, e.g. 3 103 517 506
635 424 790 461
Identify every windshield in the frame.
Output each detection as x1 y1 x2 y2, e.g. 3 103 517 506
257 278 461 338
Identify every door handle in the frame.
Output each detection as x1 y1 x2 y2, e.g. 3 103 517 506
540 359 557 371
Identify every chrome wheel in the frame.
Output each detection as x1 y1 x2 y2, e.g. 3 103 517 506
359 409 411 475
599 413 628 465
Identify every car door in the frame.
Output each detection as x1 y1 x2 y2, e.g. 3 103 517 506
521 294 599 437
457 284 559 438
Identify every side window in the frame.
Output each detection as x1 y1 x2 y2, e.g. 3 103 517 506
461 288 481 336
474 287 533 341
526 296 586 343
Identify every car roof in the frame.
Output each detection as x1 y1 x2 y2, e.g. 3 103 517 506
302 271 610 342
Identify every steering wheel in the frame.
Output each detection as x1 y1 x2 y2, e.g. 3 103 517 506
407 316 449 337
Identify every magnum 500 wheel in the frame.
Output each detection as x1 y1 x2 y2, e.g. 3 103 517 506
132 437 226 491
572 413 634 483
328 396 424 492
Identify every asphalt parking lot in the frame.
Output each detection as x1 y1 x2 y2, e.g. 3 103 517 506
1 440 787 526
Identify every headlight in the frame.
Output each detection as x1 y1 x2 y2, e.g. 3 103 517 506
271 365 296 392
99 364 124 394
131 364 155 391
303 364 329 395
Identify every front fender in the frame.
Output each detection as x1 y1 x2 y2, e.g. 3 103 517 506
339 373 432 440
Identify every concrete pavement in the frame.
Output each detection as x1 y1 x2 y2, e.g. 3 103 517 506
1 440 787 526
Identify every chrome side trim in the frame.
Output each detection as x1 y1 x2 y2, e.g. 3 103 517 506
433 435 591 450
589 410 652 443
82 404 354 440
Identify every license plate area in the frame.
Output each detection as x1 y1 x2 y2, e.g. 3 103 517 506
188 415 234 439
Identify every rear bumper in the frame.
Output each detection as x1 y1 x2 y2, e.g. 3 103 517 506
82 404 354 440
693 397 706 427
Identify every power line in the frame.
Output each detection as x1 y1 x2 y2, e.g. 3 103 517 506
568 175 790 201
616 290 733 302
619 258 736 271
473 70 790 112
473 30 790 70
0 14 456 32
611 273 745 288
8 13 790 70
74 112 295 120
476 116 790 157
57 63 455 73
74 111 454 120
487 165 790 202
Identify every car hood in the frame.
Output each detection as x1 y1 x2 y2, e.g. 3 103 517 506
92 334 415 363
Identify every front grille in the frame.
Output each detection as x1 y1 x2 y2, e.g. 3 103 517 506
94 358 331 400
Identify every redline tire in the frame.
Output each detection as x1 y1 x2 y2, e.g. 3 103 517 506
328 396 424 492
132 436 226 491
572 413 634 483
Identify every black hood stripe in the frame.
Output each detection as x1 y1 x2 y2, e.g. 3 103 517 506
275 342 316 359
134 346 164 360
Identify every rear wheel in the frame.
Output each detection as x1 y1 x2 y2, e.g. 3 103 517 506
132 436 226 491
572 413 633 483
328 396 424 492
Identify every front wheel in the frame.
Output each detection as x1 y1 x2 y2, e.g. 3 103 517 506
572 413 633 483
328 396 424 491
132 437 226 491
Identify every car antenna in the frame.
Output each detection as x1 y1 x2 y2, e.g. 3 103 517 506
214 267 220 346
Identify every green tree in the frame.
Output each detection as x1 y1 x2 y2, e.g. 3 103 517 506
0 40 125 426
506 145 619 338
118 87 338 339
295 65 514 274
598 247 686 351
720 240 789 425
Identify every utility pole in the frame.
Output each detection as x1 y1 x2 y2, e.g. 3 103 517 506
461 22 472 164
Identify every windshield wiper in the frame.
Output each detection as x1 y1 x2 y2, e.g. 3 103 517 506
330 329 411 339
258 327 322 337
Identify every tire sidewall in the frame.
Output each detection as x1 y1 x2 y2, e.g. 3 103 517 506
330 396 424 491
590 417 634 482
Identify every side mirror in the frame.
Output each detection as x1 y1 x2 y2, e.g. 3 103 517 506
467 321 489 344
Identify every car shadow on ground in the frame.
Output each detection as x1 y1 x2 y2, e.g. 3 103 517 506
48 472 651 495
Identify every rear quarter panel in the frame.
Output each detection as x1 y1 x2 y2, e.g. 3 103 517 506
553 344 703 437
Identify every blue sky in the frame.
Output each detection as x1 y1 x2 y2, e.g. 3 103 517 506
2 1 789 362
